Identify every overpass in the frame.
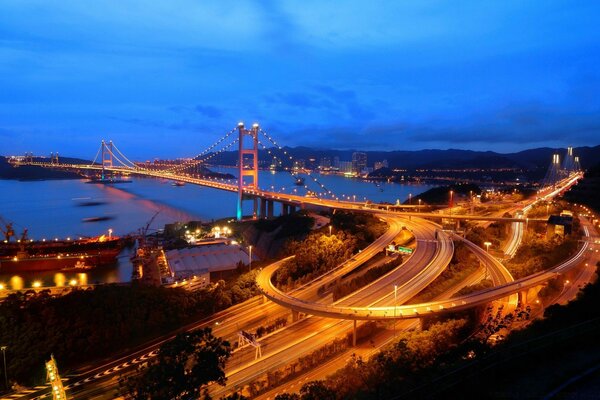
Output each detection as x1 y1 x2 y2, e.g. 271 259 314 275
256 219 595 320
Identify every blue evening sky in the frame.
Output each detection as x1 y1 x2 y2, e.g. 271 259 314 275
1 1 599 159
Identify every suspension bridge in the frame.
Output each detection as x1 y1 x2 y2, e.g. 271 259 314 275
9 122 578 224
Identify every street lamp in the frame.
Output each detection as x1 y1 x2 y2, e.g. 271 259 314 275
483 241 492 279
418 198 422 213
329 225 333 237
248 246 253 271
394 285 398 337
409 193 412 205
1 346 7 390
449 190 454 216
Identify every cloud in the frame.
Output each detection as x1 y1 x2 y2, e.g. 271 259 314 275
194 105 222 119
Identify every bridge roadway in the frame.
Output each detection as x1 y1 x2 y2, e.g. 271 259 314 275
256 219 594 321
13 161 546 223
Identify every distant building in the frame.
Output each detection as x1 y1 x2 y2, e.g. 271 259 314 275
338 161 353 173
546 214 573 239
333 156 340 169
319 157 332 169
352 152 368 174
374 159 389 171
165 243 255 283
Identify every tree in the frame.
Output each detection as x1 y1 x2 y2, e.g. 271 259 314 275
122 328 231 399
299 381 336 400
274 394 300 400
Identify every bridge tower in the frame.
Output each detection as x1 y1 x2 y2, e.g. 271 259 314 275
101 140 114 180
237 122 260 220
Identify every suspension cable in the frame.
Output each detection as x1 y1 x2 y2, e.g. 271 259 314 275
259 128 338 200
163 127 237 173
88 143 103 166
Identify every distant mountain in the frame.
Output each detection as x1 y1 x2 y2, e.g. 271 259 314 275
259 144 600 171
0 156 86 180
3 144 598 174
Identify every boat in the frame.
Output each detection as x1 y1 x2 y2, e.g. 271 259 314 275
172 182 185 187
82 216 114 222
0 249 120 273
294 176 305 186
0 227 126 272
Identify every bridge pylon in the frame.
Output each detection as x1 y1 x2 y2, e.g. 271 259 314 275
101 140 114 180
237 122 259 220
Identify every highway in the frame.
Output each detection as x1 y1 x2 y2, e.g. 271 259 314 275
254 218 593 320
2 213 417 399
255 265 495 400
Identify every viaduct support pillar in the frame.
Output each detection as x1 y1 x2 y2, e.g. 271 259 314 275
292 310 300 322
253 197 258 219
518 290 527 307
353 320 357 347
282 204 289 216
267 201 274 218
260 198 267 219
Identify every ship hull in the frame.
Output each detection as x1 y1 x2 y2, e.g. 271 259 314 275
0 249 121 273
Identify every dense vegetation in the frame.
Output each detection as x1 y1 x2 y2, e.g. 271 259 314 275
465 223 507 248
0 272 259 386
409 240 480 303
121 328 230 399
332 256 403 301
409 183 481 205
273 230 357 289
506 235 579 279
329 211 388 250
273 319 469 400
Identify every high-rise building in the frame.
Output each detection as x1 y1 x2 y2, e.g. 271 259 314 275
374 159 389 171
319 157 332 169
339 161 353 173
352 152 367 174
333 156 340 169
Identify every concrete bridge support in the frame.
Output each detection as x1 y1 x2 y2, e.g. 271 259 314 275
353 319 357 347
267 201 274 218
260 198 267 219
292 309 300 322
518 290 528 306
253 198 258 219
282 203 289 216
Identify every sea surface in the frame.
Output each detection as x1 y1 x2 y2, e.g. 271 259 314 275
0 170 433 288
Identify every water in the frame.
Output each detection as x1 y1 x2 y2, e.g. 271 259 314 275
0 171 433 288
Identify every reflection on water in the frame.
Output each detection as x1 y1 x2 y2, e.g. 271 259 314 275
9 275 23 290
0 172 434 287
54 272 66 287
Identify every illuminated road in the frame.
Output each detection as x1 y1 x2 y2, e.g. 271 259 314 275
255 218 593 320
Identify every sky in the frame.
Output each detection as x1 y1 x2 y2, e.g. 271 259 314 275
1 1 600 159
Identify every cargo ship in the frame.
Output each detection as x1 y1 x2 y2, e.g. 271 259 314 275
0 226 126 273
